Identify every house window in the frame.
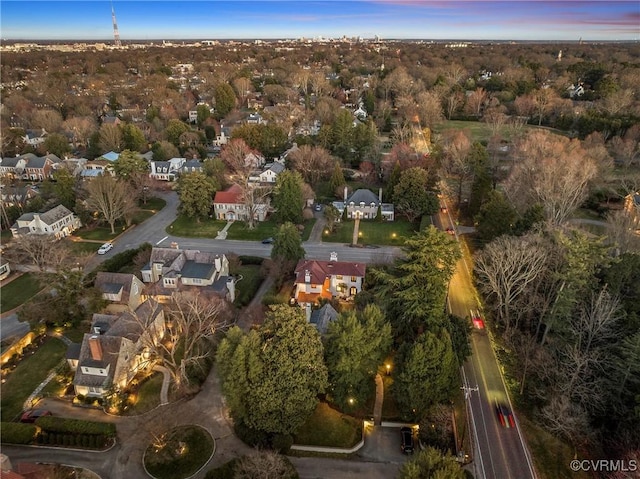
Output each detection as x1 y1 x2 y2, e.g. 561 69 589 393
351 276 356 282
336 275 343 280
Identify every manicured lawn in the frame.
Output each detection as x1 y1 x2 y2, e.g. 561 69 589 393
227 219 280 241
132 209 154 224
144 425 214 479
1 337 67 422
434 119 568 143
75 227 120 241
67 240 101 255
293 402 362 448
140 197 167 211
168 215 225 238
322 219 416 246
0 273 43 313
124 373 163 415
234 265 264 307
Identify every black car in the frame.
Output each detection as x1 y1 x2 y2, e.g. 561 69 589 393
261 237 274 244
401 427 414 454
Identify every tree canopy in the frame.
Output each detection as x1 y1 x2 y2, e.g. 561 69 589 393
272 170 304 224
216 305 328 436
177 172 217 221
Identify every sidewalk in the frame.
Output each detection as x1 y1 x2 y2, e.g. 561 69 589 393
215 221 234 240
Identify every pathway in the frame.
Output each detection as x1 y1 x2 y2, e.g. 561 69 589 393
373 373 383 426
215 221 234 240
152 365 171 405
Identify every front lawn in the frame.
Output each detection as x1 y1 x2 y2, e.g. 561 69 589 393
140 197 167 211
293 402 362 448
0 273 43 313
75 227 121 242
1 337 67 422
234 265 264 307
322 219 416 246
168 215 225 238
123 372 163 415
66 240 102 255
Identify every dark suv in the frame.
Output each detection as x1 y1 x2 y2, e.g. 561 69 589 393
401 427 414 454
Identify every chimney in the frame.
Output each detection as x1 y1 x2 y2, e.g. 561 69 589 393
344 186 348 202
226 277 235 303
88 335 103 361
215 255 222 272
330 252 338 262
305 303 312 323
379 187 382 202
304 270 311 283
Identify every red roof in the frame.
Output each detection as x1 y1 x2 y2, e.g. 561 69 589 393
213 184 243 204
294 259 366 285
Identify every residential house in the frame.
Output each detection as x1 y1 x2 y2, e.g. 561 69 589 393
293 252 366 306
353 103 367 119
69 299 165 398
213 184 268 222
149 158 186 181
248 161 285 184
212 125 230 147
243 152 265 169
0 154 32 179
10 204 81 239
246 112 264 125
94 272 145 312
307 302 339 335
332 188 394 221
98 151 120 163
624 192 640 233
141 247 235 302
0 258 10 281
23 129 47 147
1 185 39 207
279 143 299 163
181 159 204 175
24 154 59 181
102 116 121 126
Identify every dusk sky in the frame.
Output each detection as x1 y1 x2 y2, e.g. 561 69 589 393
1 1 638 41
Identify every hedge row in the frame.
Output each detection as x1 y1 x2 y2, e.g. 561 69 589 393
0 422 37 444
35 416 116 437
238 255 265 266
36 431 108 449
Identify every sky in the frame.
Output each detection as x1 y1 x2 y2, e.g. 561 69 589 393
1 1 638 41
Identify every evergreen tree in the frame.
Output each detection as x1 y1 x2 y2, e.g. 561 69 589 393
400 447 466 479
392 167 439 223
120 123 147 152
112 150 148 181
214 83 237 119
177 172 217 222
474 190 518 242
216 306 328 436
272 171 304 224
329 162 346 196
394 329 458 421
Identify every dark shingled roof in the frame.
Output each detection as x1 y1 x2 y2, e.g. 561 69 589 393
309 303 339 335
181 260 216 280
294 259 366 285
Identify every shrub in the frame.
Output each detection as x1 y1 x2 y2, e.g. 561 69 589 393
0 422 36 444
36 416 116 437
272 433 293 453
233 421 269 448
238 255 264 266
205 458 238 479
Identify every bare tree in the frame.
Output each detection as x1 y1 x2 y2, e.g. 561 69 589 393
287 144 334 185
464 87 488 118
504 130 597 225
440 129 472 206
98 123 122 152
142 291 233 392
3 235 72 272
606 210 640 256
235 449 297 479
475 233 551 335
62 116 97 148
445 90 464 120
85 174 136 234
32 109 63 133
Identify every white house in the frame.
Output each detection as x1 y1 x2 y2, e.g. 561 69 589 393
248 161 285 184
11 204 81 239
149 158 186 181
293 252 366 306
332 188 394 221
213 184 269 223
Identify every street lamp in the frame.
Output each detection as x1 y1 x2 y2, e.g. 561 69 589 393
348 397 354 406
385 364 391 376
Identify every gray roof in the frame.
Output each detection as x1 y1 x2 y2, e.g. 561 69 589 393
265 162 285 174
309 303 339 335
73 333 122 388
634 193 640 207
102 283 124 295
183 159 203 169
1 157 23 168
25 156 50 169
181 260 215 280
39 205 74 225
347 189 380 206
66 343 81 360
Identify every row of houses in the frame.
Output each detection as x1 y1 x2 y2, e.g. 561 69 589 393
67 246 367 399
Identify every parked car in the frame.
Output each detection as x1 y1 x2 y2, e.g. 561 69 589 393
261 237 274 244
97 242 113 254
314 203 322 211
20 409 52 423
495 401 515 428
471 310 485 329
400 427 414 454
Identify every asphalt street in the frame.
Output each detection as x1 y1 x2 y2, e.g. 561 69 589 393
440 207 536 479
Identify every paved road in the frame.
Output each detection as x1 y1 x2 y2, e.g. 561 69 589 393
0 312 30 341
94 191 402 266
439 206 536 479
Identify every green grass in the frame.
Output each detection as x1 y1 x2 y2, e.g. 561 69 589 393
227 219 281 241
293 402 362 448
75 227 120 241
132 209 154 224
124 373 163 415
144 425 214 479
1 229 13 245
1 337 67 422
67 240 101 255
0 273 43 313
434 120 568 144
168 215 226 238
140 197 167 211
322 219 417 246
234 265 264 307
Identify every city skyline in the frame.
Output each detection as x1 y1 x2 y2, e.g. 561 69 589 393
1 1 638 42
